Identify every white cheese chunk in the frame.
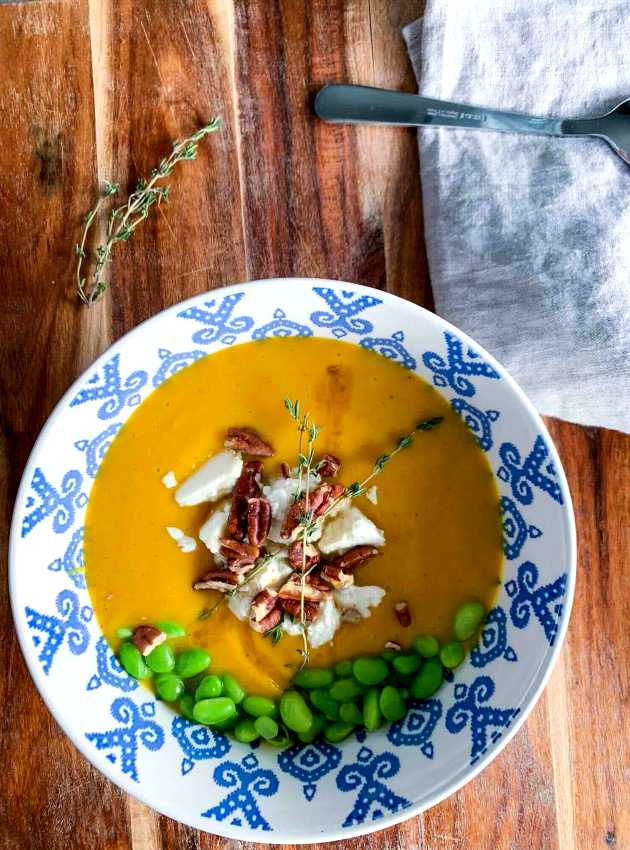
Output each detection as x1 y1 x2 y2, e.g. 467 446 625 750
281 597 342 648
166 526 197 553
199 500 231 555
228 590 256 621
161 470 178 489
365 486 378 505
245 553 292 594
308 597 342 648
334 585 386 618
175 450 243 507
318 506 385 554
263 474 321 543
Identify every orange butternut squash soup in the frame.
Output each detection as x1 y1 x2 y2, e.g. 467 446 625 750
85 337 502 731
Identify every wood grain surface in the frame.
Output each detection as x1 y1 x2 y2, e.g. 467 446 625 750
0 1 627 849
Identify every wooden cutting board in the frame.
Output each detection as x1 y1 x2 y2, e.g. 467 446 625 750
0 2 627 849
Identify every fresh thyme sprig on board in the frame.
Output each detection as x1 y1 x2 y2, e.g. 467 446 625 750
76 117 221 305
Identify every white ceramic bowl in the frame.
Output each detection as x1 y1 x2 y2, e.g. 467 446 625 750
10 279 576 843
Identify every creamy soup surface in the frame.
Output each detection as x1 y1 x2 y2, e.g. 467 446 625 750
86 337 503 697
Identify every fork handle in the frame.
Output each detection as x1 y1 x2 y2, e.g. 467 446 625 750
315 84 564 136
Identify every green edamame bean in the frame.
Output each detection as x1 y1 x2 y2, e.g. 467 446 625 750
265 723 292 748
116 626 133 640
339 702 363 725
453 600 485 641
411 657 443 699
254 716 279 740
379 685 406 722
324 722 355 743
352 657 389 686
412 634 440 658
280 690 314 734
179 693 196 721
146 643 176 674
334 659 353 677
193 697 237 726
154 673 184 702
329 678 365 701
292 667 335 689
195 674 223 701
363 687 382 731
119 641 151 679
175 648 211 678
381 648 399 662
392 654 422 676
310 689 340 721
214 711 241 730
156 620 186 638
298 713 327 743
222 673 245 704
234 717 259 743
243 695 278 718
440 641 465 669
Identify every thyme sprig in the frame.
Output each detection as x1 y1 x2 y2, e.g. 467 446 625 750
76 118 221 305
264 623 284 645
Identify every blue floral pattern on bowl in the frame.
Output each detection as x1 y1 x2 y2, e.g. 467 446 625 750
9 279 575 844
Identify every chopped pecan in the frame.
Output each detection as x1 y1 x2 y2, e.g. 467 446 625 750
251 605 283 634
225 427 273 457
247 498 272 546
320 563 354 589
227 461 263 540
250 588 279 623
278 574 325 603
219 538 260 569
132 625 166 656
306 571 334 593
340 607 362 624
385 640 402 651
394 601 412 627
193 569 242 591
280 483 346 539
329 545 380 574
281 598 320 622
287 539 321 571
280 462 291 478
317 453 341 477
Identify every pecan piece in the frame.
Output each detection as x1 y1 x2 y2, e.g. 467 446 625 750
385 640 402 651
278 574 325 603
280 462 291 478
225 427 273 457
317 453 341 477
341 608 362 624
280 483 346 539
247 498 272 546
193 569 242 591
394 601 412 627
288 539 321 571
227 461 263 540
132 625 166 656
306 571 334 593
320 563 354 589
250 605 283 634
329 545 379 574
281 598 320 622
250 589 279 623
220 538 260 569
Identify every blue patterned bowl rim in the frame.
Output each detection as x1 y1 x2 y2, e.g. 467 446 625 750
9 278 577 843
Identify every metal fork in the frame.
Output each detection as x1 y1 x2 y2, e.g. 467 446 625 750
314 84 630 165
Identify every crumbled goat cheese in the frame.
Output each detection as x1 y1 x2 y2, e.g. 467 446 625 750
365 485 378 505
334 585 386 618
263 474 321 543
161 470 177 489
165 526 197 553
281 597 342 648
175 450 243 507
228 590 256 621
245 553 292 594
318 506 385 554
199 500 231 554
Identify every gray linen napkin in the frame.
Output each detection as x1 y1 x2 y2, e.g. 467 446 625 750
403 0 630 433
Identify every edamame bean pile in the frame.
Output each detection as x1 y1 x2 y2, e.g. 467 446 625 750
117 600 486 746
